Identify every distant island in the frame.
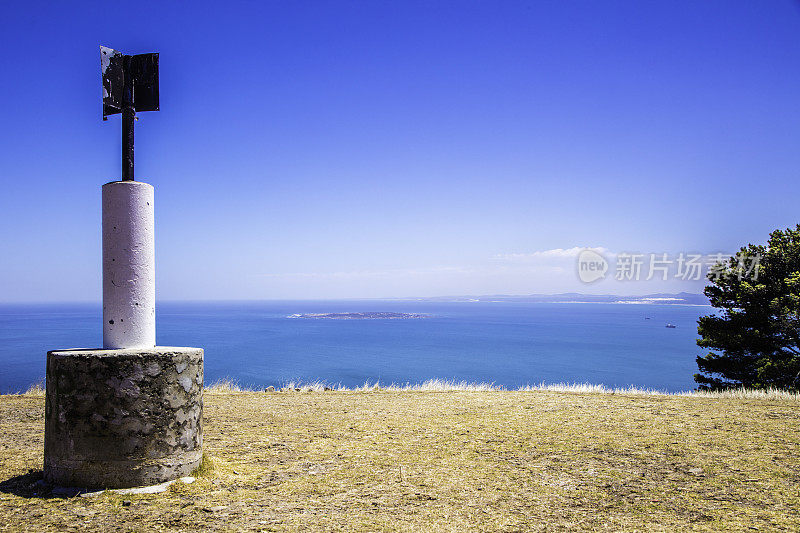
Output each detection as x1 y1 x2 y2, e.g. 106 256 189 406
287 312 427 320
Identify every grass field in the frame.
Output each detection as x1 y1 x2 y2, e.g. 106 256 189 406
1 388 799 531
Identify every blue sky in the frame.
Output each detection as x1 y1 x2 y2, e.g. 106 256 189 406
1 1 799 301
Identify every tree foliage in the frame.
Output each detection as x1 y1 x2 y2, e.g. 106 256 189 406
695 225 800 391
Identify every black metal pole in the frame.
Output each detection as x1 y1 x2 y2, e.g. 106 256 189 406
121 56 135 181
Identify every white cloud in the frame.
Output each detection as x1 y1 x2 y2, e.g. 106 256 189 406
251 246 710 298
260 265 474 280
493 247 613 262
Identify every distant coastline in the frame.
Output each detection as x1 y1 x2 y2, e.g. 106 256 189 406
377 292 709 306
287 312 427 320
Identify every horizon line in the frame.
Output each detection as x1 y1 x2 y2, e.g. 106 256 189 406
0 291 707 306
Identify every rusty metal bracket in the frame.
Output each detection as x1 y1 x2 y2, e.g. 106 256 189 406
101 46 159 181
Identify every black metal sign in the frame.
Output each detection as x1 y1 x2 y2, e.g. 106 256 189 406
101 46 159 181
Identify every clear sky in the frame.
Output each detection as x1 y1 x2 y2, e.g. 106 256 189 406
1 1 799 302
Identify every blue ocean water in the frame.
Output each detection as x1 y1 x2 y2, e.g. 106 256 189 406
0 301 711 394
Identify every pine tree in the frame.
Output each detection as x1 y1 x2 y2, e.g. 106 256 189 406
695 225 800 391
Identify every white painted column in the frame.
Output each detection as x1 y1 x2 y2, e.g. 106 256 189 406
102 181 155 349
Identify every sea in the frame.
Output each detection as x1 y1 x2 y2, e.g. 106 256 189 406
0 300 712 394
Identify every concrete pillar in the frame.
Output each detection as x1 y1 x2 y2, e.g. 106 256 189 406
103 181 155 349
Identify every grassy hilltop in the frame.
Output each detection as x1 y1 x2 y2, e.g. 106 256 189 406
1 387 799 531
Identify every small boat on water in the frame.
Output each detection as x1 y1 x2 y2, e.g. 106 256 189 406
665 323 676 328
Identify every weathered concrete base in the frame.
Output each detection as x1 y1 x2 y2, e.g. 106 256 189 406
44 347 203 489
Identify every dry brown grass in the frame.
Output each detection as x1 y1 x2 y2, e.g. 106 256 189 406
214 377 800 400
1 390 799 531
3 381 46 397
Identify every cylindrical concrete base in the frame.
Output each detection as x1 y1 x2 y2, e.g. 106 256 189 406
44 347 203 489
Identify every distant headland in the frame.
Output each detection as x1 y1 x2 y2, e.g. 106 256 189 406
378 292 709 305
287 312 427 320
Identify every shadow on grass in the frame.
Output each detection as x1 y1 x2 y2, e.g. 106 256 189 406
0 470 45 498
0 469 89 499
2 456 215 500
